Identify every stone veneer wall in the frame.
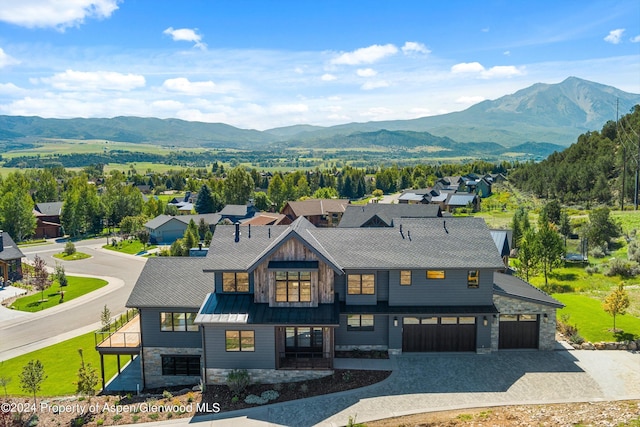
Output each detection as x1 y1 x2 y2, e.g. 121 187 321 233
205 368 333 385
143 347 203 389
335 344 388 352
492 294 558 351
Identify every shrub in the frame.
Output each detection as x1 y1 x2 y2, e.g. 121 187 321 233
569 333 585 345
226 369 250 396
605 259 640 278
273 383 283 392
628 240 640 263
162 390 173 399
261 390 279 401
64 241 76 256
244 394 268 405
584 265 599 275
590 246 606 258
299 383 309 394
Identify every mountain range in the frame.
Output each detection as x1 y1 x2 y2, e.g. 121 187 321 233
0 77 638 158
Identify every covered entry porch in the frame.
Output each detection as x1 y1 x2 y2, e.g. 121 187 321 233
276 326 334 369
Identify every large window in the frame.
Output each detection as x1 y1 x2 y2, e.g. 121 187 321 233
285 327 323 351
275 271 311 302
426 270 445 279
467 270 479 288
225 330 255 352
347 314 374 331
161 356 200 376
160 312 198 332
347 274 375 295
400 270 412 286
222 272 249 292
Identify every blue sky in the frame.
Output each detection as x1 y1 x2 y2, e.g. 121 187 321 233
0 0 638 130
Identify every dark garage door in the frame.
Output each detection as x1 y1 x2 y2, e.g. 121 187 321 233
499 314 539 349
402 316 476 352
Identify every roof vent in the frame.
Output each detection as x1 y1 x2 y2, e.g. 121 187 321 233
443 220 448 234
407 230 411 241
399 224 404 239
268 227 271 239
248 224 251 239
234 222 240 243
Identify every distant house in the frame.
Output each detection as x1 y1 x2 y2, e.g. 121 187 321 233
398 188 479 212
281 199 350 227
144 213 221 244
445 193 480 212
33 202 63 239
241 212 291 226
167 192 199 215
490 230 512 267
0 230 24 282
218 204 259 223
338 203 442 228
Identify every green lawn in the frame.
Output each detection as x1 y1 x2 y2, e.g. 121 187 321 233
53 251 91 261
0 332 119 397
9 276 108 312
103 239 156 255
553 293 640 342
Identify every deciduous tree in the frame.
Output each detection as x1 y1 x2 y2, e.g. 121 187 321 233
19 360 46 407
603 282 630 332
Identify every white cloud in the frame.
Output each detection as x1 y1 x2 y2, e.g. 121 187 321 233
39 70 146 91
162 77 221 95
321 73 337 81
604 28 625 44
481 65 524 78
451 62 524 78
0 48 20 67
631 35 640 43
451 62 486 73
270 103 309 114
360 107 393 118
401 41 430 55
456 95 486 105
0 82 24 95
356 68 377 77
151 100 185 110
361 80 389 90
331 44 398 65
163 27 207 50
503 51 511 56
0 0 119 30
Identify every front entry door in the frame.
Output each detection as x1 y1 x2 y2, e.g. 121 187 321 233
285 327 323 353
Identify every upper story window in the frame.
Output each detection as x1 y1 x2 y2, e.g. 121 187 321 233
347 274 375 295
467 270 479 288
275 271 311 302
160 312 198 332
400 270 412 286
223 272 249 292
426 270 445 279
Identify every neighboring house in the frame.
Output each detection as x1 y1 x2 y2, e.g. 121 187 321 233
0 230 24 282
490 230 512 267
120 216 562 389
338 203 442 228
241 212 291 226
33 202 63 239
281 199 350 227
167 192 198 215
144 213 221 244
398 188 479 212
445 193 480 212
218 204 258 223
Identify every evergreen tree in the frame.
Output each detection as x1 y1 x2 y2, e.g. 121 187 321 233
195 184 215 213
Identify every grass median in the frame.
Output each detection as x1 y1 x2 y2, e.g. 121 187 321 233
9 276 108 312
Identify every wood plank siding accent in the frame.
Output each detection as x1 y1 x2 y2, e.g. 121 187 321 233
253 237 335 307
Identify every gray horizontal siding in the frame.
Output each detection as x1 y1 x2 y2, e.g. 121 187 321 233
335 314 389 347
344 270 378 305
388 269 494 306
140 308 202 348
203 325 275 369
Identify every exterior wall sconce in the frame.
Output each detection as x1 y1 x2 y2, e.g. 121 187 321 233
393 316 398 327
543 313 548 323
483 316 488 326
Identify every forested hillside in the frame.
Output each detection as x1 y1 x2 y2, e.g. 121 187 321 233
510 105 640 205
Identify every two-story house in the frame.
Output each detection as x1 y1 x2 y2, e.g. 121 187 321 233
116 217 562 390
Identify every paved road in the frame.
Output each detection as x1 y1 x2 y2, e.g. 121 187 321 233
0 238 146 360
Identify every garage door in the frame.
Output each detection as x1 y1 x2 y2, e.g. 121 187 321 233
499 314 539 349
402 316 476 352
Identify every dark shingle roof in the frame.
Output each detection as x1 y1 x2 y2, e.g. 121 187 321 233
144 213 221 230
0 232 24 261
34 202 63 216
493 272 564 308
206 217 504 271
126 257 212 308
284 199 350 217
338 203 442 228
312 217 504 269
196 293 340 325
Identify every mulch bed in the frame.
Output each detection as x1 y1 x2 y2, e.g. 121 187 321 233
200 369 392 412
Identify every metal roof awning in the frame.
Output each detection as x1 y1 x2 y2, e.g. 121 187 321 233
196 293 339 326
